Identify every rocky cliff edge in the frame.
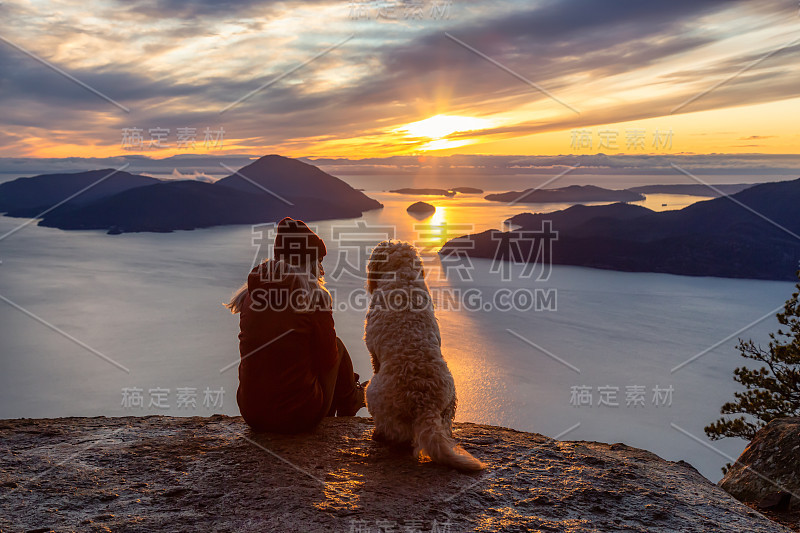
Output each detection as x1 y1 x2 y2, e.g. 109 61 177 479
0 416 790 532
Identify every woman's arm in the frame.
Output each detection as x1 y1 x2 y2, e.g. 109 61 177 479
310 310 340 374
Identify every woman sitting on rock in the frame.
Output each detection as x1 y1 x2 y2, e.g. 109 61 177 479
226 217 365 433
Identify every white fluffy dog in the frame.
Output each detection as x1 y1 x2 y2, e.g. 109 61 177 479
364 240 484 471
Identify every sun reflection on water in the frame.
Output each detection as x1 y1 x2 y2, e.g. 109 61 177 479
416 205 462 253
430 205 446 226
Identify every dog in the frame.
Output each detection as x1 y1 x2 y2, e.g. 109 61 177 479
364 240 484 471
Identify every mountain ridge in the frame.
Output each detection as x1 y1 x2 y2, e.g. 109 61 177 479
443 178 800 280
485 184 645 203
0 155 383 234
0 169 160 214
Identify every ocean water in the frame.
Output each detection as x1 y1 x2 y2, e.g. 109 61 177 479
0 191 794 482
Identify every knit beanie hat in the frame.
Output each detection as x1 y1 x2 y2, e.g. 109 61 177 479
273 217 326 262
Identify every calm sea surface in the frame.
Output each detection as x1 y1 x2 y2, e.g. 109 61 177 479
0 183 793 481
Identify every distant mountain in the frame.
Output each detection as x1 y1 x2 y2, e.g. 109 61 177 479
216 155 381 213
442 178 800 280
38 180 286 233
485 185 644 203
626 183 754 197
0 169 159 215
505 203 652 230
1 155 383 234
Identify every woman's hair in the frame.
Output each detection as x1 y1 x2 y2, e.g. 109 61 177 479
225 258 330 314
225 282 249 314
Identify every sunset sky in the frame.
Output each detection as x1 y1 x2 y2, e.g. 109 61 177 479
1 0 799 160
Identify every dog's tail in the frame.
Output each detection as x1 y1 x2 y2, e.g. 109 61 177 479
413 412 485 472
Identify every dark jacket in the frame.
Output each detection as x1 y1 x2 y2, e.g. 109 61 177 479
236 261 339 432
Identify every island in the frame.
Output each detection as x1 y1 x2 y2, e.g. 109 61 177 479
0 155 383 234
484 184 645 203
389 186 484 196
406 201 436 216
505 203 652 230
390 188 456 196
442 178 800 281
626 183 754 197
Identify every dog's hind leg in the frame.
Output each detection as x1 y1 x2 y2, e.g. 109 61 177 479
374 418 413 446
373 424 411 446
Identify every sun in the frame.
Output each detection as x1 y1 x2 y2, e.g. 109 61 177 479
393 114 492 151
397 114 491 139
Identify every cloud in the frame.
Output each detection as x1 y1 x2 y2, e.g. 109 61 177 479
170 168 218 182
3 153 799 182
123 0 282 18
0 0 797 157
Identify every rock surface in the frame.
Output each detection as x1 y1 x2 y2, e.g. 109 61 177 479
720 418 800 506
0 416 790 532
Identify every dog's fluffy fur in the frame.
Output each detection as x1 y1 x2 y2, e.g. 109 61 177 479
364 240 484 471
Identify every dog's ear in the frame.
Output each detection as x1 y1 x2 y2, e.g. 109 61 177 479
366 240 392 293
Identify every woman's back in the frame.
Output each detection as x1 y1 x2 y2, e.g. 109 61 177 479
236 259 338 432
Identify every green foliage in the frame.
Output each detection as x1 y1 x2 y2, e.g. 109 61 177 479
704 270 800 442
